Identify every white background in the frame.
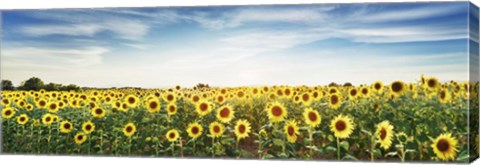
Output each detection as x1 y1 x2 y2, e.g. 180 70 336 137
1 0 479 165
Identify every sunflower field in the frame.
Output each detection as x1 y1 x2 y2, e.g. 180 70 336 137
1 75 479 163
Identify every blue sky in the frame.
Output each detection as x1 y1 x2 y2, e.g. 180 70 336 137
0 2 474 88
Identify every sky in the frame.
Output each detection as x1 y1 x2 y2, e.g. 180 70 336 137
0 2 476 88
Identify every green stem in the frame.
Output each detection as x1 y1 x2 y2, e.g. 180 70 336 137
211 137 215 158
48 125 52 154
128 137 132 156
171 141 175 157
179 138 184 157
370 135 375 161
309 127 314 159
336 137 341 160
192 139 196 156
236 139 240 159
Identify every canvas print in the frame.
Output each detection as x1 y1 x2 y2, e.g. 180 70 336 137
1 1 479 163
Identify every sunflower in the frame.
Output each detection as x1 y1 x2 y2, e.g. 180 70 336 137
265 101 287 123
300 93 313 106
74 132 87 145
390 81 406 96
145 98 161 113
431 133 458 161
1 107 15 119
165 129 180 142
284 120 300 143
376 121 394 150
47 102 59 113
209 121 225 138
187 122 203 140
348 88 359 100
25 104 34 111
59 120 73 133
216 105 235 123
16 114 29 125
195 100 213 117
234 119 251 140
82 121 95 134
41 113 54 125
425 77 440 91
328 94 342 110
91 107 106 118
36 99 47 109
123 123 137 137
303 107 321 128
167 103 177 116
372 81 384 93
124 94 139 108
438 89 451 104
163 92 177 103
330 115 354 139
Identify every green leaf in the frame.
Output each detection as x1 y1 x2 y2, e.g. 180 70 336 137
405 149 417 154
456 151 469 161
340 141 349 151
328 135 334 142
373 149 381 157
361 129 372 136
326 146 337 152
273 139 285 147
342 154 359 160
385 151 398 157
262 154 275 159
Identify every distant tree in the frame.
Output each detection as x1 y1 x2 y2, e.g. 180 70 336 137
343 82 353 87
195 83 210 89
45 82 62 91
64 84 81 92
18 77 44 91
1 80 15 91
328 82 338 87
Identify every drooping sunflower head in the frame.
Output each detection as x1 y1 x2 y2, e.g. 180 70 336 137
59 120 73 133
216 105 235 123
234 119 251 140
209 121 225 138
390 81 406 96
91 107 106 118
330 114 354 139
196 100 213 117
303 107 321 128
284 120 300 143
82 121 95 134
376 121 394 150
328 94 342 110
145 98 161 113
187 122 203 140
74 132 87 145
123 123 137 137
1 107 15 119
431 133 458 161
167 103 177 116
265 101 288 123
166 129 180 142
16 114 29 125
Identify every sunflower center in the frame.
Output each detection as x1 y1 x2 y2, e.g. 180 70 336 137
77 135 84 140
193 96 200 102
64 123 71 129
288 126 294 136
285 89 291 95
46 117 51 122
95 108 103 115
271 106 283 117
85 125 92 131
313 92 319 97
220 107 230 118
302 94 310 101
5 110 12 116
440 91 446 99
308 112 317 122
362 89 368 94
2 99 8 104
39 101 46 106
126 126 133 133
169 132 176 139
217 96 224 102
428 80 436 88
149 102 158 109
350 90 357 96
169 106 175 112
167 95 174 101
437 139 450 152
128 97 135 104
331 95 339 104
213 125 220 133
238 125 246 134
374 103 379 109
335 120 346 131
200 103 208 112
191 126 199 134
374 84 381 90
20 117 26 122
379 128 387 140
392 82 403 92
237 92 244 98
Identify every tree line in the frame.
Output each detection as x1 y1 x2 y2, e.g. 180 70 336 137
1 77 81 91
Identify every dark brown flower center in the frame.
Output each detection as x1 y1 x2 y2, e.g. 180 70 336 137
362 88 368 94
128 97 135 104
200 103 208 112
167 95 174 101
20 117 26 122
285 89 291 95
237 91 245 98
302 94 310 101
85 125 92 131
440 91 446 99
391 82 403 92
213 125 220 133
350 89 357 96
63 123 71 129
126 126 133 133
220 107 230 118
77 135 84 140
428 79 436 88
379 128 387 140
193 96 200 102
46 117 51 122
191 126 199 134
169 105 175 112
169 132 176 139
5 110 12 116
374 83 381 90
149 101 158 109
288 126 294 136
330 95 339 104
95 108 103 115
238 124 246 134
271 106 283 117
39 101 46 106
437 139 450 152
335 120 346 131
308 111 317 122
